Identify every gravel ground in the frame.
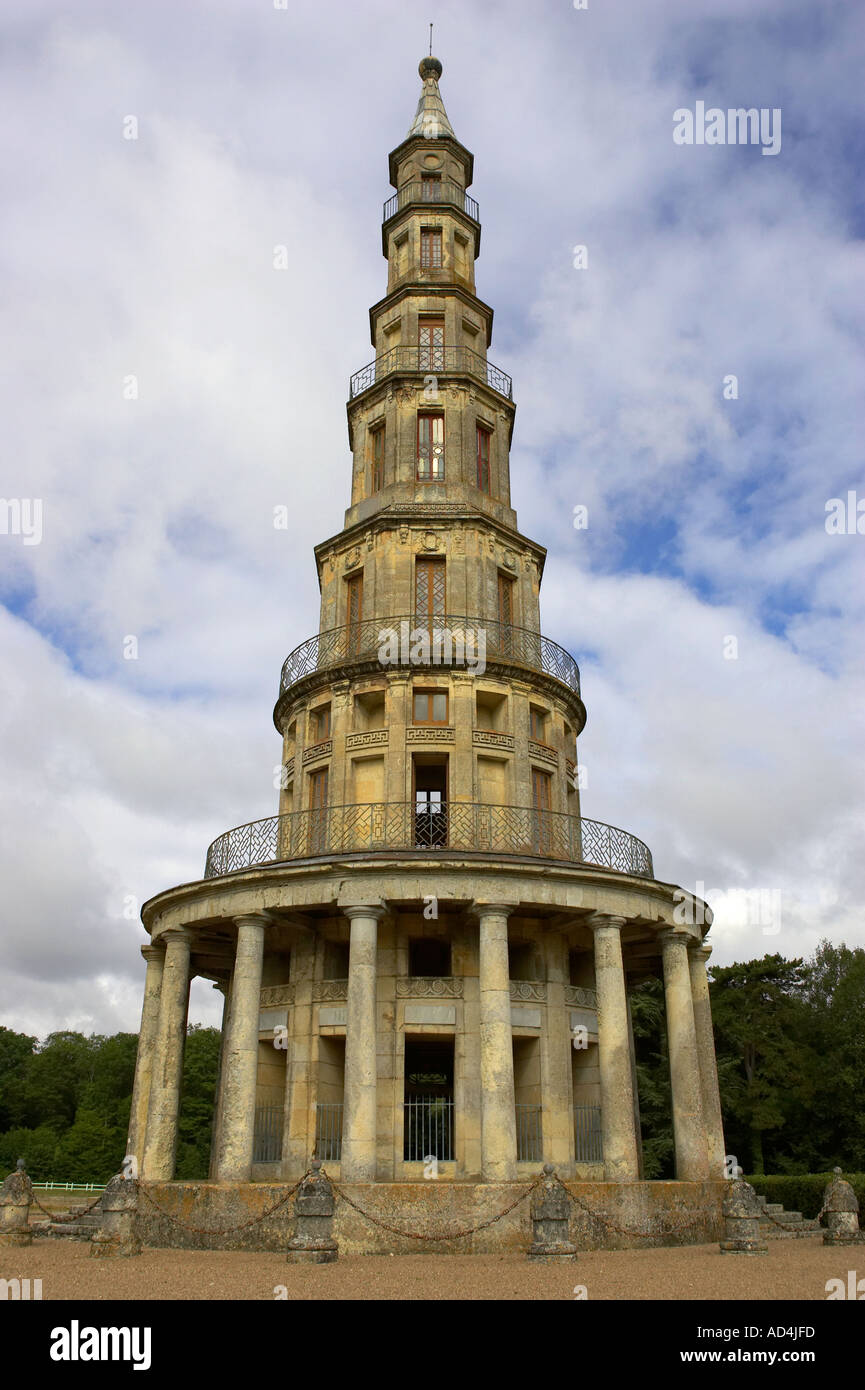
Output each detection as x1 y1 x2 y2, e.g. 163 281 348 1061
0 1235 848 1300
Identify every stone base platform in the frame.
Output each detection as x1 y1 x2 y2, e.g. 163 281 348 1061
135 1180 727 1255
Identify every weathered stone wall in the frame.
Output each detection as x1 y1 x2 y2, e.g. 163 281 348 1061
135 1180 726 1255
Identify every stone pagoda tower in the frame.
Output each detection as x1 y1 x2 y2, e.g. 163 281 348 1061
130 58 725 1223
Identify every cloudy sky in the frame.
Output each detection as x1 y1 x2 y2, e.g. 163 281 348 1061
1 0 863 1038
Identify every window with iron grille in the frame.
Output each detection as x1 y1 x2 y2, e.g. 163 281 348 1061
418 318 445 372
371 425 384 492
420 228 443 268
415 558 446 617
477 425 491 493
417 413 445 481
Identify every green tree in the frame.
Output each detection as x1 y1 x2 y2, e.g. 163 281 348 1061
800 941 865 1169
175 1025 221 1179
709 954 815 1174
52 1109 126 1183
9 1031 99 1132
0 1124 60 1182
0 1026 37 1131
629 977 674 1178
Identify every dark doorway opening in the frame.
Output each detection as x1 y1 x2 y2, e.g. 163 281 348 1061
403 1036 454 1161
413 757 448 847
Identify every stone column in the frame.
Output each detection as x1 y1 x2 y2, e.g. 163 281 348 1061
541 935 575 1172
659 929 710 1181
587 914 640 1181
214 914 268 1182
688 944 726 1179
125 942 165 1173
341 904 385 1181
141 927 194 1181
475 902 517 1181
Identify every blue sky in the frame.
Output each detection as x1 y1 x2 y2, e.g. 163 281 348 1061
0 0 863 1035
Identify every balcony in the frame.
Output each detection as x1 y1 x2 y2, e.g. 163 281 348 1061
349 344 512 400
277 613 581 701
203 802 654 880
383 180 480 224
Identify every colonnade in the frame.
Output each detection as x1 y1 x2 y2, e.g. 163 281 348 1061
127 908 725 1184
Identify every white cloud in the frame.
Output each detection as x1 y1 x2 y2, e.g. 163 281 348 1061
1 0 863 1036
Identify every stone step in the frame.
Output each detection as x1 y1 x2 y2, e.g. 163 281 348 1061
47 1220 100 1239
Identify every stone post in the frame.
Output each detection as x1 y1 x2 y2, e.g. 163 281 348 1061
688 943 726 1179
125 941 165 1175
528 1164 577 1261
89 1174 141 1258
659 929 710 1181
475 902 517 1181
587 915 640 1180
341 904 385 1181
0 1160 33 1248
719 1176 768 1254
214 914 268 1182
142 927 194 1181
822 1168 863 1247
286 1159 338 1263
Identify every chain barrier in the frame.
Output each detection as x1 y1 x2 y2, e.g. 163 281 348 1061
757 1195 828 1232
554 1177 704 1240
135 1170 313 1237
30 1191 105 1223
325 1169 545 1243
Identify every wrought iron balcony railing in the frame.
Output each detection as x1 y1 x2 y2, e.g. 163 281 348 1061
203 802 654 880
383 180 480 224
278 613 580 699
349 344 512 400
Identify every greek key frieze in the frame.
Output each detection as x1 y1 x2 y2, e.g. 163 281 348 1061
406 726 455 742
472 730 515 751
528 739 559 766
346 729 389 749
302 739 333 764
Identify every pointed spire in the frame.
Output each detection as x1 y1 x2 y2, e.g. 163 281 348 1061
407 56 455 140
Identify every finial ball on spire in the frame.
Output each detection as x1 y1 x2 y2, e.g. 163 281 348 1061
419 56 442 81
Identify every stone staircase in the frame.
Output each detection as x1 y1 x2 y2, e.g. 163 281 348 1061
32 1201 104 1241
754 1193 822 1239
